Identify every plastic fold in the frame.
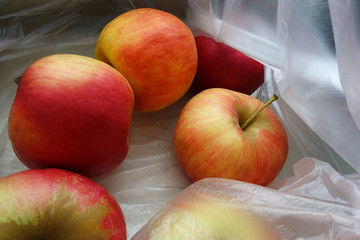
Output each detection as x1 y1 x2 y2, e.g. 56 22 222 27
132 158 360 239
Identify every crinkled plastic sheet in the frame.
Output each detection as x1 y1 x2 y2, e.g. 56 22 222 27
1 0 360 239
133 158 360 239
329 0 360 136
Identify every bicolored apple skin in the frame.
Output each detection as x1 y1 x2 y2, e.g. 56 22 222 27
8 54 134 178
174 88 288 186
191 35 264 95
95 8 198 112
0 168 126 239
133 180 280 239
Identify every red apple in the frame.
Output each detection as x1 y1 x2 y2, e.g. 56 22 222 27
174 88 288 186
95 8 198 112
0 168 126 239
191 35 264 95
8 54 134 178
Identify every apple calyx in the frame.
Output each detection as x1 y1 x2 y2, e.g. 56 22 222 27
14 76 22 85
240 95 278 131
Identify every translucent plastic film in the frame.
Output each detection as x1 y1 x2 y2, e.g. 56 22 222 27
132 158 360 239
329 0 360 138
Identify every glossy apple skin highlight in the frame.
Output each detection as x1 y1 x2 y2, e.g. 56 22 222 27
0 168 126 239
174 88 288 186
191 35 264 94
8 54 134 178
95 8 198 112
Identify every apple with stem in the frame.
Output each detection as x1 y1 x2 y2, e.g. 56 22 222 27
95 8 198 112
191 35 264 95
174 88 288 186
0 168 126 239
8 54 134 178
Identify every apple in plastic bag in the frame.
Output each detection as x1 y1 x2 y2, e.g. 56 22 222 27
132 183 279 239
95 8 198 112
8 54 134 178
191 35 264 95
174 88 288 186
0 168 126 239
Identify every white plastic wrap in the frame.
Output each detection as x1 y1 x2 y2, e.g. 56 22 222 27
1 0 360 239
329 0 360 136
132 157 360 239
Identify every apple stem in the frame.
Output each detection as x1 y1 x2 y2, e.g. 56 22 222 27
240 95 278 131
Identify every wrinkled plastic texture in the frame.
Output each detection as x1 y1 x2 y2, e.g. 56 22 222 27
329 0 360 136
132 158 360 239
1 0 360 239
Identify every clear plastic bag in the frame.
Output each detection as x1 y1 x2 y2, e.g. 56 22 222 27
329 0 360 141
1 0 360 239
132 158 360 239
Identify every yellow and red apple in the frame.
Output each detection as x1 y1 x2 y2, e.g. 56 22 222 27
132 179 280 239
95 8 198 112
0 168 126 239
8 54 134 178
191 35 264 95
174 88 288 186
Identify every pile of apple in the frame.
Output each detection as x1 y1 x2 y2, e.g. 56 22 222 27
1 8 288 239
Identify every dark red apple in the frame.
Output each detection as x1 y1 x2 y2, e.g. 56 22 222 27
191 35 264 95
